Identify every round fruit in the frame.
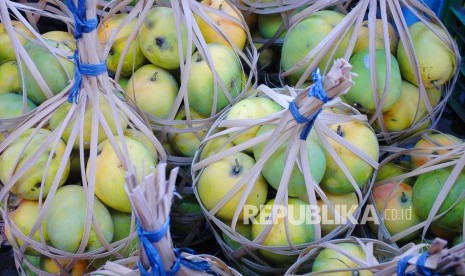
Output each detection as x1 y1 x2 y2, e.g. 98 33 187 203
412 168 465 231
0 128 70 199
45 185 114 253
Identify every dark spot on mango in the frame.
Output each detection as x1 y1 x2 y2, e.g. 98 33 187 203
34 183 41 188
337 125 343 137
109 48 115 56
155 37 166 49
145 20 154 29
195 53 203 63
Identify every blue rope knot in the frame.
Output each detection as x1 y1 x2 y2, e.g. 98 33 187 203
137 218 217 276
65 0 106 104
288 68 328 140
68 50 107 104
66 0 99 39
397 252 439 276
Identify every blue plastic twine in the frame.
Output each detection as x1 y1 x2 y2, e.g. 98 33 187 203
65 0 106 104
397 252 439 276
137 218 216 276
66 0 98 39
288 68 328 140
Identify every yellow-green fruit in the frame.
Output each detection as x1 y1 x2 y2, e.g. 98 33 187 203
375 160 414 186
117 77 129 91
413 168 465 231
0 20 33 62
5 200 49 255
49 96 129 150
139 6 192 69
397 22 456 89
187 43 243 116
353 19 398 55
410 133 462 169
197 152 268 221
312 243 373 275
45 185 114 253
317 192 359 236
342 49 402 113
253 125 326 197
42 30 76 51
257 13 287 39
375 81 441 132
0 128 70 199
0 93 36 118
222 223 252 250
168 109 206 158
41 258 91 275
110 209 138 258
200 136 235 160
126 64 178 119
98 13 147 77
89 137 156 213
251 198 315 265
281 10 351 85
21 255 41 276
0 60 21 94
226 96 282 152
196 0 247 50
124 129 158 161
20 39 75 104
320 121 379 194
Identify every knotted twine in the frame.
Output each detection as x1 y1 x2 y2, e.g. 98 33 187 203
136 217 217 276
288 68 329 140
66 0 107 103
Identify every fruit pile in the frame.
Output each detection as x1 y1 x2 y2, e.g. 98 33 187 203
191 60 381 273
277 1 459 143
370 130 465 246
98 0 257 164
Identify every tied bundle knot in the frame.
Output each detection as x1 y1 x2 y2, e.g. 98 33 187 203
65 0 107 104
397 252 439 276
288 68 329 140
137 218 217 276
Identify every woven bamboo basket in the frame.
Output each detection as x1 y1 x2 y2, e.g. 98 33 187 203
366 129 465 249
191 59 381 273
92 162 242 276
279 0 461 144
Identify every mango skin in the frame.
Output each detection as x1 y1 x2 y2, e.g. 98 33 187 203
5 200 49 256
139 6 192 69
49 96 129 150
0 60 21 94
187 43 243 117
89 137 156 213
413 168 465 232
253 125 326 197
0 93 36 118
0 128 70 200
45 185 114 253
342 49 402 113
20 40 75 105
